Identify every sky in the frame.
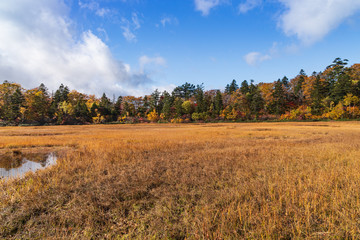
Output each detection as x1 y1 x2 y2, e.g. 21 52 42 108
1 0 360 97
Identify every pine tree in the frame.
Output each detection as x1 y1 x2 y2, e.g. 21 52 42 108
240 80 249 95
99 93 112 117
225 79 239 94
195 84 205 113
150 89 160 112
161 91 172 119
248 82 264 117
271 79 286 115
214 90 223 115
311 75 323 115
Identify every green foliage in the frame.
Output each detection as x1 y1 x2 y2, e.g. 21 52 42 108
271 79 286 115
225 79 239 94
182 100 193 114
172 82 196 99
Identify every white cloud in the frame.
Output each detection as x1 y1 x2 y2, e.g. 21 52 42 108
278 0 360 45
97 27 109 42
132 12 141 30
194 0 224 16
244 52 271 66
161 17 172 27
139 56 167 73
121 25 137 42
160 16 179 27
238 0 262 13
121 13 141 42
236 0 360 45
0 0 161 97
78 0 110 17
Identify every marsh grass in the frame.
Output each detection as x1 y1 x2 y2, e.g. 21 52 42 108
1 122 360 239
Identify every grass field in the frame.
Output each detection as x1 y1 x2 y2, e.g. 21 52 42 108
1 122 360 239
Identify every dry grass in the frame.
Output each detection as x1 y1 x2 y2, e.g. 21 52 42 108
1 122 360 239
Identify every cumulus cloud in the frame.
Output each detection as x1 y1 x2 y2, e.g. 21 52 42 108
194 0 224 16
278 0 360 45
0 0 161 96
238 0 262 13
237 0 360 45
244 52 271 66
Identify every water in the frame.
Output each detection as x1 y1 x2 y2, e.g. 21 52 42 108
0 152 57 180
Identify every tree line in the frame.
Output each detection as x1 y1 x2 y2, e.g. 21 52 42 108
1 58 360 125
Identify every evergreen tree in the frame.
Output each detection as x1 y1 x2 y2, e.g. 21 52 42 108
240 80 249 95
150 89 161 112
172 82 196 99
74 100 91 123
248 81 264 117
10 87 24 122
293 70 306 106
54 84 69 104
90 103 98 117
225 79 239 94
324 58 349 102
271 79 286 115
99 93 112 117
161 91 172 119
214 90 223 115
114 96 123 117
194 84 206 113
311 75 324 115
174 97 184 117
331 73 352 104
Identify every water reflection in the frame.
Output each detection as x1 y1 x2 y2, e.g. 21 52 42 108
0 152 57 180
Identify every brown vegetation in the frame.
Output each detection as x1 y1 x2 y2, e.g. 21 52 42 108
1 122 360 239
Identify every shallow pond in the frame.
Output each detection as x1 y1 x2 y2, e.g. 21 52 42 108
0 152 57 180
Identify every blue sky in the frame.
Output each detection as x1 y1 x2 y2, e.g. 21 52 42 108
1 0 360 96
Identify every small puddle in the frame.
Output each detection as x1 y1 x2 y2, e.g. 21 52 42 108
0 152 57 180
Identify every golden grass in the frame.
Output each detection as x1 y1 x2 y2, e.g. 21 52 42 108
1 122 360 239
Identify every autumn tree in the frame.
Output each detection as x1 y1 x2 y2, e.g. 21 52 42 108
24 84 51 124
0 81 24 123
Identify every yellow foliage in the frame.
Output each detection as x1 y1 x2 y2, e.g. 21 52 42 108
226 108 239 121
147 109 159 122
117 116 127 123
92 113 105 123
324 102 345 120
170 118 184 123
280 106 313 120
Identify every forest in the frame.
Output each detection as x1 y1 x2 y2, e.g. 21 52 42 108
1 58 360 125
